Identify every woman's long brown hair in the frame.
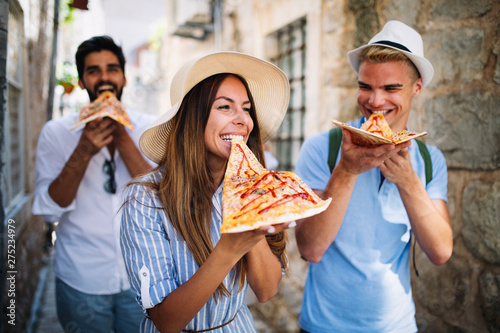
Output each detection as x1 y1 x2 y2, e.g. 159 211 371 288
142 73 288 299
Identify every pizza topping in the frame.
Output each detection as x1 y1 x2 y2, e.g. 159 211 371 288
391 130 418 144
258 193 313 214
332 115 427 147
221 139 331 233
234 144 260 178
69 90 134 131
232 172 316 219
361 113 393 138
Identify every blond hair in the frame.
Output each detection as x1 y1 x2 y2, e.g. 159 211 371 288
360 45 420 83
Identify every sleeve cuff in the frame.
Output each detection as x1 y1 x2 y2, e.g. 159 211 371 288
32 187 76 222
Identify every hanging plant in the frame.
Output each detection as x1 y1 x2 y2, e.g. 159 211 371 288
56 62 78 94
59 0 76 24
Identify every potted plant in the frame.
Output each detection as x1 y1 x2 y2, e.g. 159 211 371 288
56 62 78 94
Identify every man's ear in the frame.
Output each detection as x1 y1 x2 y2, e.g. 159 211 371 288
413 77 423 98
78 78 85 90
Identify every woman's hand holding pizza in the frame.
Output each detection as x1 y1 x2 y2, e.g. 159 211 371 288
218 221 295 258
256 221 296 235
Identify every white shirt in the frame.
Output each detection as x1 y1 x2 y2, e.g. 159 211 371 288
32 110 156 294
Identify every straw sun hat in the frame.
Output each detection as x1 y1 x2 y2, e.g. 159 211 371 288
347 20 434 87
139 51 290 164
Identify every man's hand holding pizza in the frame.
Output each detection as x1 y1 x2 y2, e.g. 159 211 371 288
78 117 116 157
378 144 416 186
338 129 411 177
48 117 115 207
296 130 411 262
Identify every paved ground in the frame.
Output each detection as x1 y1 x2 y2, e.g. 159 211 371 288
29 252 64 333
28 251 273 333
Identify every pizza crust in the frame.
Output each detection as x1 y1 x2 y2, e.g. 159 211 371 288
332 117 427 147
222 197 332 233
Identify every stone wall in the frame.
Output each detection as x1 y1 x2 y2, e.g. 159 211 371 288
247 1 500 332
405 1 499 331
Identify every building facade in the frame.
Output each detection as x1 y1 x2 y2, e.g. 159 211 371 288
1 0 58 332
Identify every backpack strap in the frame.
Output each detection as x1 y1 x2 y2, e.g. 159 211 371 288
328 127 343 173
415 139 433 186
412 138 433 277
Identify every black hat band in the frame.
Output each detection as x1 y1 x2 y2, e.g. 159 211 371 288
373 40 412 53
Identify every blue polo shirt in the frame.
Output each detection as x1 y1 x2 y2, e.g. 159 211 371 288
295 117 448 333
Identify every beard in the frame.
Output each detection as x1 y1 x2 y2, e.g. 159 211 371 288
85 81 124 102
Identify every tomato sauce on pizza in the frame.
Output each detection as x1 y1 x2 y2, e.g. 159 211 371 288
70 91 134 130
221 139 331 233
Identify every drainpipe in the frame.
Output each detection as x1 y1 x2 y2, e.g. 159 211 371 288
46 0 60 121
213 0 222 50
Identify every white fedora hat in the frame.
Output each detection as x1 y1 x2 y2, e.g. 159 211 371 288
347 20 434 87
139 51 290 164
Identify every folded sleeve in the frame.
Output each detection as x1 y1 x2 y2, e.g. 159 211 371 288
32 122 76 222
120 182 179 310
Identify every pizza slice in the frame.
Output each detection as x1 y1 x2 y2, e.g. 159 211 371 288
69 91 134 130
332 113 427 147
221 139 332 233
390 130 425 144
360 113 394 138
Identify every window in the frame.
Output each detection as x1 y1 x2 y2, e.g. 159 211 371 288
269 18 306 171
4 5 26 211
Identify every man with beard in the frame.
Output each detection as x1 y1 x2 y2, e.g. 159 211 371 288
33 36 155 332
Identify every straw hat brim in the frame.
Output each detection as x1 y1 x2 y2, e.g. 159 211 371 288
140 52 290 164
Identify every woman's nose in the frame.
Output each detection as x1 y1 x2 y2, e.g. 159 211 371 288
233 107 252 126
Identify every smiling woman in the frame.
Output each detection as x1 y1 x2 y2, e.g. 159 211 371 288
120 51 292 333
204 75 254 181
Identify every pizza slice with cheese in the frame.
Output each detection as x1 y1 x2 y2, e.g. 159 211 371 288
360 113 394 138
332 113 427 147
221 139 331 233
70 91 134 130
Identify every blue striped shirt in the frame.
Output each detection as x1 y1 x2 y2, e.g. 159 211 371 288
120 170 257 333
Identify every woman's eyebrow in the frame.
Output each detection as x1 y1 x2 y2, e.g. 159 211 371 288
214 96 251 104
